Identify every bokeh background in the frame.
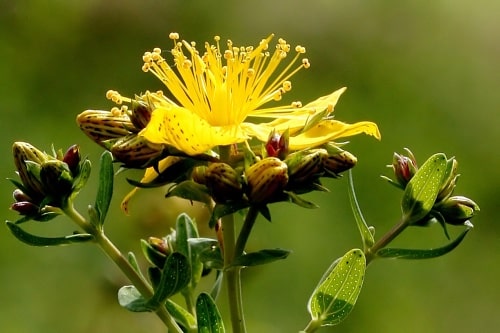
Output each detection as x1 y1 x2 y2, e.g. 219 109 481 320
1 1 499 332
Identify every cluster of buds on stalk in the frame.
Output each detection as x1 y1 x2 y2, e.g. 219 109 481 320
384 148 479 226
77 91 167 168
10 142 90 222
191 131 358 207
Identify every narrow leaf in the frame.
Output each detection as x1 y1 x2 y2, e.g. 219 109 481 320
232 249 291 267
285 191 319 209
166 180 212 206
118 285 153 312
376 226 472 259
196 292 226 333
94 151 114 226
308 249 365 327
165 299 196 330
148 252 191 308
6 221 94 246
209 202 249 228
402 153 447 224
348 170 375 248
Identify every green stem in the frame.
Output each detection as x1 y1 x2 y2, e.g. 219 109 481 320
301 318 322 333
222 213 246 333
365 216 409 265
234 206 259 257
63 203 182 332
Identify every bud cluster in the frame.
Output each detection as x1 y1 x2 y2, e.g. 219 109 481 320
385 149 479 226
10 142 89 221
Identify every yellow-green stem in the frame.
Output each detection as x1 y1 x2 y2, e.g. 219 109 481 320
63 203 182 332
222 213 246 333
365 216 409 265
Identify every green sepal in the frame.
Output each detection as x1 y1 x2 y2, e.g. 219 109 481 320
232 248 291 267
209 202 249 228
348 170 375 249
71 158 91 195
118 285 153 312
298 107 330 135
308 249 366 327
196 292 226 333
147 252 191 309
93 151 114 228
6 221 94 246
376 225 472 259
259 205 272 222
127 158 200 188
165 299 196 330
166 180 212 206
285 191 319 209
402 153 448 224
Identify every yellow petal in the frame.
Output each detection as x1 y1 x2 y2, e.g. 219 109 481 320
140 106 247 155
289 120 381 150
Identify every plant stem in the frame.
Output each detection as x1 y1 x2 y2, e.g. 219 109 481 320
222 213 246 333
234 206 259 257
63 203 182 332
365 216 409 265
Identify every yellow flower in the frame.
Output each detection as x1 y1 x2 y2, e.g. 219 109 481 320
135 33 380 155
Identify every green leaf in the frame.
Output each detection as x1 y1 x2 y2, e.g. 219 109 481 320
71 158 91 194
285 191 320 209
148 252 191 309
6 221 94 246
118 285 153 312
209 202 249 228
127 251 147 281
166 180 212 206
232 249 291 267
376 225 472 259
175 213 203 289
348 170 375 249
308 249 365 327
402 153 447 224
165 299 196 330
196 293 225 333
94 151 114 227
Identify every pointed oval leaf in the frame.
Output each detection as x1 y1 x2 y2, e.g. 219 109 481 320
94 151 114 226
118 285 153 312
348 170 375 248
166 180 212 206
165 299 197 330
6 221 94 246
209 202 249 228
376 226 472 259
196 292 226 333
232 249 291 267
148 252 191 308
308 249 365 327
71 158 92 194
402 153 447 224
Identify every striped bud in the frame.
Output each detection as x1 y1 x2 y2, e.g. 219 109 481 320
12 142 48 201
205 163 243 203
245 157 288 204
435 195 480 226
323 150 357 176
76 110 136 146
285 149 326 184
106 134 165 168
130 100 152 130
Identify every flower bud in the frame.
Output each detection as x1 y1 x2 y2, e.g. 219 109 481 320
76 110 135 146
107 134 165 168
392 150 418 188
130 100 152 130
13 188 32 202
436 158 459 202
10 201 39 216
205 163 243 203
12 142 48 201
435 195 480 225
39 160 74 198
62 144 81 175
245 157 288 204
323 150 357 176
285 149 325 184
191 165 208 184
265 129 289 159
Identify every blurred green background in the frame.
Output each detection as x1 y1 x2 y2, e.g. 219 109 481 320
1 0 499 332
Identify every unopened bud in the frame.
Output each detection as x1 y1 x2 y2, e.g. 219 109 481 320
12 142 48 201
392 149 418 188
205 163 243 203
265 129 289 159
285 149 325 184
130 100 152 130
13 189 32 202
191 165 208 184
76 110 135 146
62 144 81 175
435 195 480 225
107 134 165 168
39 160 74 198
10 201 39 216
323 150 357 176
245 157 288 204
436 158 459 202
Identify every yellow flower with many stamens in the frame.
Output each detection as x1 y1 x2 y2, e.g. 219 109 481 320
133 32 380 155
